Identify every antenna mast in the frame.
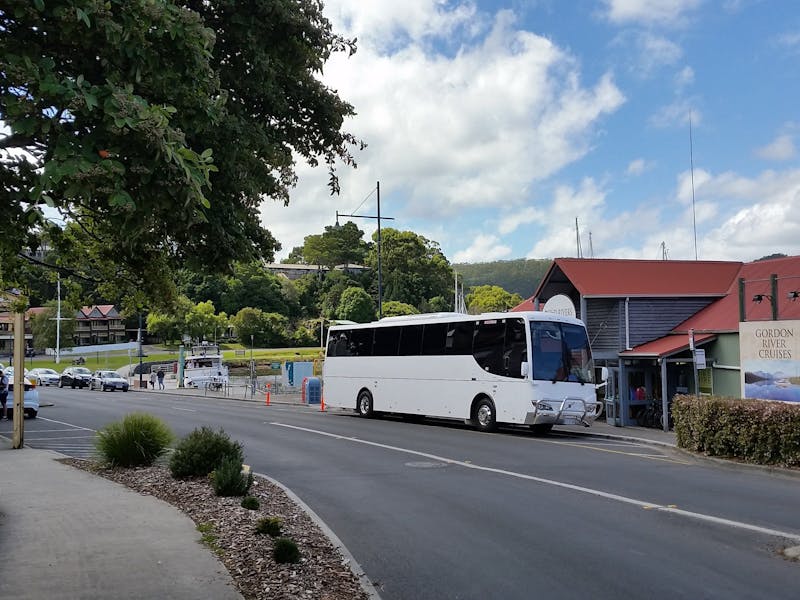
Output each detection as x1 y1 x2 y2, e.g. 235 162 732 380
575 218 583 258
689 112 698 260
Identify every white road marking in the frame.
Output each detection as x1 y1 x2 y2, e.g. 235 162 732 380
24 435 96 440
171 407 197 412
38 416 95 431
272 422 800 543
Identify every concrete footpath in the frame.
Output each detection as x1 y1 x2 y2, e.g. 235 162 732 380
0 448 242 600
0 383 676 599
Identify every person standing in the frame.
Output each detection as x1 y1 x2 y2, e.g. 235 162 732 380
157 368 165 390
0 370 8 420
149 370 156 389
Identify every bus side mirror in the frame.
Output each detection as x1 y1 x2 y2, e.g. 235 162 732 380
599 367 608 382
521 362 530 377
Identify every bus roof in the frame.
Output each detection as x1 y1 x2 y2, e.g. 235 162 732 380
329 311 585 330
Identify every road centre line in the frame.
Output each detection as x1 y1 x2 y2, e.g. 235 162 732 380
272 422 800 543
171 407 197 412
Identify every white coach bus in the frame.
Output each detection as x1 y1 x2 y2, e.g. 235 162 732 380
323 311 606 433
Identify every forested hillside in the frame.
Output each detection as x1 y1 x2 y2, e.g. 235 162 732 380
453 259 552 298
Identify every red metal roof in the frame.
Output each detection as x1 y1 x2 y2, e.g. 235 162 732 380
675 255 800 332
620 333 716 358
542 258 743 297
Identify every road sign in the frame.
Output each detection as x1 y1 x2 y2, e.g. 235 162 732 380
695 348 706 369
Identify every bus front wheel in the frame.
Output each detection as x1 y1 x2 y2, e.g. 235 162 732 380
473 398 497 433
357 390 374 418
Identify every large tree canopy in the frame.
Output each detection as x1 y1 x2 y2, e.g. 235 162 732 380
1 0 362 302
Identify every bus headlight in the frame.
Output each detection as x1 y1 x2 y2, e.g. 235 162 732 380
536 401 553 411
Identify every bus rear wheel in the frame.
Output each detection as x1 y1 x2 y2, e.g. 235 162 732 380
473 398 496 433
357 390 374 418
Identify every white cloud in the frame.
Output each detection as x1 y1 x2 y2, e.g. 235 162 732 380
601 0 703 26
626 158 654 176
638 33 683 73
755 134 796 161
674 66 694 91
649 98 700 128
262 4 625 256
452 234 513 263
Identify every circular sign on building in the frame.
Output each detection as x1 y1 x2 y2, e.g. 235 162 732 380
542 294 576 318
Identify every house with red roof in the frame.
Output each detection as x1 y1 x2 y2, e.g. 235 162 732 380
514 256 800 427
74 305 126 346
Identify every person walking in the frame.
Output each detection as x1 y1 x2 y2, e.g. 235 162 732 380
149 370 156 389
157 369 165 390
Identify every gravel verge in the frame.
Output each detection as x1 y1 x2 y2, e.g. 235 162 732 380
59 458 371 600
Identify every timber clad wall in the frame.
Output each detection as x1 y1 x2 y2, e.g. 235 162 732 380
585 298 715 354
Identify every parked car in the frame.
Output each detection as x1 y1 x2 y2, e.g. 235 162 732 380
90 370 129 392
59 366 92 388
28 367 61 386
5 376 39 419
3 366 29 380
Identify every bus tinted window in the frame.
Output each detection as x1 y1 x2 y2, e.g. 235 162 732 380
530 321 593 383
504 318 527 379
350 329 374 357
398 325 423 356
473 320 505 374
328 331 350 357
374 326 401 356
446 321 474 355
421 322 447 355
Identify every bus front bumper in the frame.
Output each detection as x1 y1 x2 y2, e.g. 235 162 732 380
525 398 603 427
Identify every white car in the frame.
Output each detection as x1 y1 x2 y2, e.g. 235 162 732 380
90 370 130 392
28 367 61 386
3 374 40 419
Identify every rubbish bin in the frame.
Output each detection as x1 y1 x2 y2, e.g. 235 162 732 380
306 377 321 405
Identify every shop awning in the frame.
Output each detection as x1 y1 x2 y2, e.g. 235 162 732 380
619 333 716 359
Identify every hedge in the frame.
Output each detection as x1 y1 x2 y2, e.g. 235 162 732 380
672 394 800 467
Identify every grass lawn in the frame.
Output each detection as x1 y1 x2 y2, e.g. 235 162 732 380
16 346 325 373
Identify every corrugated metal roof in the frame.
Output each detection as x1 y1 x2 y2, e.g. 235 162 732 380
544 258 743 297
620 333 716 358
675 255 800 332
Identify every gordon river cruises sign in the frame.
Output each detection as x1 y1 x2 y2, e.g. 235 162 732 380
739 320 800 402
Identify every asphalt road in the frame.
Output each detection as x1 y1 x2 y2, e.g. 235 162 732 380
9 387 800 600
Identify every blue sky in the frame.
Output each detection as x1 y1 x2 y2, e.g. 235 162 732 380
261 0 800 264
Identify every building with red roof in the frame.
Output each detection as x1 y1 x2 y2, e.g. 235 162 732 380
513 256 800 427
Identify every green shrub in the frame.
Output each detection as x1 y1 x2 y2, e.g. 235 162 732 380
95 413 174 467
674 394 800 467
169 427 244 478
210 455 254 497
255 516 282 537
241 496 260 510
273 537 300 564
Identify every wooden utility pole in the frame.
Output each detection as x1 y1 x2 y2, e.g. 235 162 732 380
12 310 25 448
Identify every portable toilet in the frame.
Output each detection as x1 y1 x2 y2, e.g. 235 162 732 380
307 377 322 405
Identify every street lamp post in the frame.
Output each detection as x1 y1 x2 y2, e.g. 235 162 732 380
336 181 394 318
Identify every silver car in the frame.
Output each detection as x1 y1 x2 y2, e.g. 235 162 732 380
28 368 61 386
90 370 130 392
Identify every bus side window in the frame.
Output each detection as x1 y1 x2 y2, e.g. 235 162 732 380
421 322 447 355
446 321 474 355
330 331 350 357
503 319 527 378
473 320 505 375
398 325 423 356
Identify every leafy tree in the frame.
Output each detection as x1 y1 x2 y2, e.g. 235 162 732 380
1 0 362 298
466 285 524 314
230 307 288 347
220 262 288 316
367 229 452 309
145 295 193 344
319 271 364 319
381 301 419 317
337 287 375 323
30 301 77 351
302 221 369 268
184 301 227 343
177 271 231 309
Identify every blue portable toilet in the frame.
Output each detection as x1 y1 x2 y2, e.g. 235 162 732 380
307 377 322 404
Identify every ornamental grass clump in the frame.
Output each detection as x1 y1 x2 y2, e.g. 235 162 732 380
169 426 244 478
95 413 174 467
210 454 254 497
241 496 260 510
255 516 283 537
273 537 301 564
